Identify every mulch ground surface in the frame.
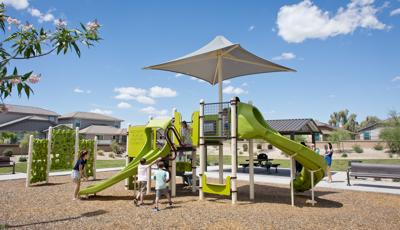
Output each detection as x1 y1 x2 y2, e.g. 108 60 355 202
1 171 399 230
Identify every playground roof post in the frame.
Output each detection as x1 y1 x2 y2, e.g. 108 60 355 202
144 35 296 103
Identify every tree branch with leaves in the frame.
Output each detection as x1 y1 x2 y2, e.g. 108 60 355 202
0 3 101 112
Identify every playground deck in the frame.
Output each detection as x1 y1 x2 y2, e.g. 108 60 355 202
1 171 400 229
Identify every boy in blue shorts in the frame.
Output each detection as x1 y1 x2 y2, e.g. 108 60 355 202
152 161 172 212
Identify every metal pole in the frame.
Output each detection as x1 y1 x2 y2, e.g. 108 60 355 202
290 156 295 207
171 108 177 197
46 126 52 184
230 97 238 204
26 135 34 187
146 166 151 195
248 101 254 200
311 170 315 206
199 99 205 200
218 55 224 184
93 136 98 180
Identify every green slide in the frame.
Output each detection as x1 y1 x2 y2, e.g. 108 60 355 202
237 102 327 192
79 119 172 196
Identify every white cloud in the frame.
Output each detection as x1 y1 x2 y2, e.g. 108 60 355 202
149 86 177 98
27 7 55 23
135 95 155 105
114 87 147 96
140 106 168 116
223 80 231 85
390 8 400 16
74 87 91 94
90 108 112 115
273 52 296 60
0 0 29 10
276 0 387 43
117 102 132 109
391 76 400 82
175 73 183 77
248 25 255 31
223 85 247 95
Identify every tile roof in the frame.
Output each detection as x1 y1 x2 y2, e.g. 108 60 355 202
79 125 126 135
59 112 123 122
266 119 321 134
0 116 53 128
3 104 59 116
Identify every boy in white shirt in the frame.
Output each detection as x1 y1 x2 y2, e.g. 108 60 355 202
134 157 162 206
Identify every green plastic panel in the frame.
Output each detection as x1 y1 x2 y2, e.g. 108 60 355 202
176 162 192 172
202 174 231 196
79 139 95 177
51 129 75 170
128 126 147 158
174 111 182 145
191 111 199 146
237 102 327 192
30 139 48 184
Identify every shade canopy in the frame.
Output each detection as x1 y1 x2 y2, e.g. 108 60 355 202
144 35 295 85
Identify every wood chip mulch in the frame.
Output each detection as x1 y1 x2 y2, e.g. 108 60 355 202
1 171 400 230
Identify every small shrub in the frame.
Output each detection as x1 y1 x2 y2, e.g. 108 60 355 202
388 153 393 158
2 148 13 157
373 143 384 151
242 144 248 152
352 144 363 153
256 144 262 150
111 140 122 154
341 153 348 158
98 150 105 156
108 153 115 158
19 156 27 162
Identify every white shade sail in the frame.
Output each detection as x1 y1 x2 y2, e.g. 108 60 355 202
144 35 295 85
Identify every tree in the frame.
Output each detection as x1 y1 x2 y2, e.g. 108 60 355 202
0 4 101 111
379 110 400 153
329 109 358 132
359 116 381 129
328 130 351 153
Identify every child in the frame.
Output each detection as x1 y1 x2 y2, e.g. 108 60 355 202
324 144 333 183
152 161 172 212
134 157 162 206
178 121 192 161
72 150 89 200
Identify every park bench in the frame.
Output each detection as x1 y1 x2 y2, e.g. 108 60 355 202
347 162 400 186
0 156 16 174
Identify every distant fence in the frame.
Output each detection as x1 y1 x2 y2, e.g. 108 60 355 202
315 140 384 150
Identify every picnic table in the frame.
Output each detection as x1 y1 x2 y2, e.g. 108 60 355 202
240 154 280 173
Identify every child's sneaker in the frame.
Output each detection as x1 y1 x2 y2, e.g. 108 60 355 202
133 199 139 207
152 207 160 212
167 202 173 208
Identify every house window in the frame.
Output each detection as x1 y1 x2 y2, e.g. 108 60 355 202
314 133 321 142
48 116 56 122
96 135 104 140
363 132 371 140
75 119 81 128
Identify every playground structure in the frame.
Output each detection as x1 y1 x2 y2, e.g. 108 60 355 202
76 96 326 207
198 98 327 205
26 127 97 187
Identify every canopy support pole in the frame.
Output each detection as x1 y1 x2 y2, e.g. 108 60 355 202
290 156 296 207
217 54 224 184
230 97 238 205
248 101 254 200
199 99 205 201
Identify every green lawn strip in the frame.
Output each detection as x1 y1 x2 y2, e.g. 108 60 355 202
0 159 126 174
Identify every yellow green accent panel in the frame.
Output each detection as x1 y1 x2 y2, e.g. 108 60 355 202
237 102 327 192
127 125 147 158
174 111 182 145
191 111 199 146
202 174 231 196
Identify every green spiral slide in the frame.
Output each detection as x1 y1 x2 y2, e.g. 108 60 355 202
79 119 172 196
237 102 327 192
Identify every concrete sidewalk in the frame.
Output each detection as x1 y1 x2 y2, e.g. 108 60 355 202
202 165 400 195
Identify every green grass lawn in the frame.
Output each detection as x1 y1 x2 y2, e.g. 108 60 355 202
0 159 126 174
1 157 399 174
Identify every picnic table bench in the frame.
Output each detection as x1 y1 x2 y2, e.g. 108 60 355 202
240 153 280 173
0 156 16 174
347 162 400 186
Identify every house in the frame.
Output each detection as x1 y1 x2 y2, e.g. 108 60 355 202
0 104 59 138
357 122 384 140
314 121 338 141
58 112 125 144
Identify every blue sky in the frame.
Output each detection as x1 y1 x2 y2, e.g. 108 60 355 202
2 0 400 127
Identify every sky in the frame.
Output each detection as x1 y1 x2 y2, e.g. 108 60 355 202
1 0 400 127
